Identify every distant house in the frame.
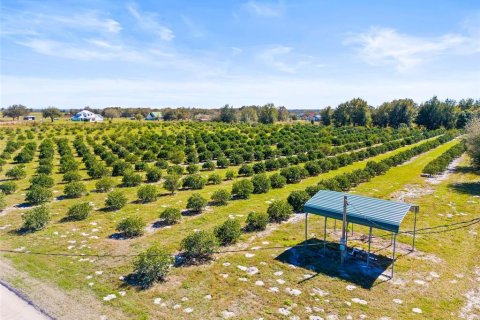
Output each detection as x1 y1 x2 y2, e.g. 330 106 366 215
145 112 163 120
23 115 36 121
71 110 104 122
194 114 212 122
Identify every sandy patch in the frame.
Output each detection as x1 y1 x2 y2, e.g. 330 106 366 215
392 184 434 202
459 287 480 319
425 156 463 185
412 308 422 314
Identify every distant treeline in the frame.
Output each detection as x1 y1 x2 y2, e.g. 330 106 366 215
2 96 479 129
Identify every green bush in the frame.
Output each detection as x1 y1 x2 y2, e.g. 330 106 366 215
251 173 271 194
146 166 163 182
186 193 207 213
30 174 55 188
245 211 269 231
238 164 254 176
186 164 199 174
112 161 131 176
133 243 173 288
22 205 50 231
232 179 254 199
95 177 115 192
116 216 145 238
267 200 293 223
180 231 218 261
25 185 53 205
0 181 17 195
67 202 93 221
64 181 87 198
163 174 181 194
6 166 26 180
211 189 230 205
122 170 142 187
182 174 206 190
105 190 128 210
214 219 242 245
202 161 216 171
270 173 287 189
137 185 158 203
60 159 79 173
63 170 82 182
217 157 229 168
280 166 307 184
87 162 110 179
167 165 184 175
225 170 235 180
287 190 310 212
37 164 53 175
207 173 222 185
160 207 182 224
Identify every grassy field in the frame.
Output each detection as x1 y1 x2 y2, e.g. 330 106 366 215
0 124 478 320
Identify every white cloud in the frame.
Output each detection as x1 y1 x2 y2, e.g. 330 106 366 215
257 46 315 73
127 3 174 41
257 46 295 73
345 27 479 71
244 1 283 17
17 38 145 62
0 11 121 36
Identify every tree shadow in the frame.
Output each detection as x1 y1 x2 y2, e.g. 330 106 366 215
108 232 130 240
275 238 393 289
151 220 172 229
449 182 480 195
181 209 202 217
453 165 479 174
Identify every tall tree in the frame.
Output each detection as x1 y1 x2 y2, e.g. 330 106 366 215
389 99 416 128
332 102 351 126
239 106 258 123
42 107 63 122
3 104 29 120
102 108 121 120
320 106 333 126
219 104 237 123
372 102 391 127
415 96 445 130
277 106 290 122
350 98 371 126
258 104 278 124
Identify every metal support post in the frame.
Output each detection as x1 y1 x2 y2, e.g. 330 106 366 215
367 226 372 266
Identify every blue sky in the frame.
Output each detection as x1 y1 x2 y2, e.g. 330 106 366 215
1 0 479 109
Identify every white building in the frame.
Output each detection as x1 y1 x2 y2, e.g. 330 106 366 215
71 110 104 122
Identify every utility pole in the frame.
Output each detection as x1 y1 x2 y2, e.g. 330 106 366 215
340 195 348 265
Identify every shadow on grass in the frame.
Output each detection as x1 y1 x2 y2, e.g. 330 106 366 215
151 220 172 229
275 238 393 289
108 232 128 240
181 209 202 217
449 181 480 195
453 165 479 174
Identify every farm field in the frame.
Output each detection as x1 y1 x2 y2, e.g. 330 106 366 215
0 122 478 320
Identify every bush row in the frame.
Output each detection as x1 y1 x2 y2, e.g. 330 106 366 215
422 143 466 175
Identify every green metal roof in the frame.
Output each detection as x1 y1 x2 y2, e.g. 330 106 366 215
304 190 417 233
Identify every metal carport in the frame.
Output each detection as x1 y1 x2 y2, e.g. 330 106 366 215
303 190 419 277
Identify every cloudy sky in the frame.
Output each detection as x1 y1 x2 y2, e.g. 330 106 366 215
1 0 479 109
